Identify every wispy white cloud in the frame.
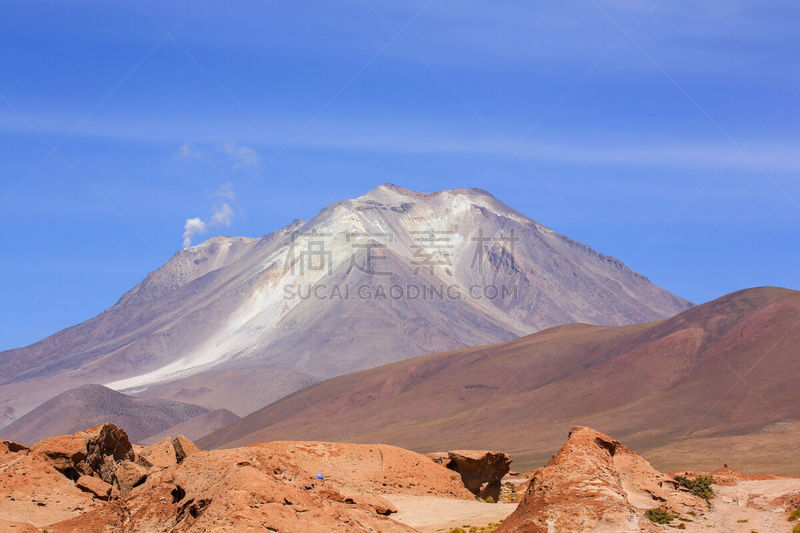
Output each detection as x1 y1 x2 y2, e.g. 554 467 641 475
223 143 261 167
173 142 260 168
209 202 234 227
175 143 202 160
283 127 800 173
6 114 800 173
212 181 236 202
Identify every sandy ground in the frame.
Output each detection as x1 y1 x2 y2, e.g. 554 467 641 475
662 478 800 532
386 494 517 532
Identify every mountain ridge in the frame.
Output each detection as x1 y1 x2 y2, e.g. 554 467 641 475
0 184 691 426
0 384 208 444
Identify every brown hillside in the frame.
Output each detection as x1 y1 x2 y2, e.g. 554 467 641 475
199 287 800 475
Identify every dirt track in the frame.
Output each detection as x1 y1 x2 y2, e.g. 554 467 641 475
386 494 517 532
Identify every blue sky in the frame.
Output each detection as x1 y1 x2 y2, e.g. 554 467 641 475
1 0 799 350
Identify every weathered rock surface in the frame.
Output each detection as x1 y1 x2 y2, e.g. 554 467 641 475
428 450 511 500
85 423 136 484
136 435 199 471
75 475 115 501
254 441 475 500
112 460 148 495
497 426 705 533
137 437 179 469
0 435 100 526
173 434 199 463
0 518 39 532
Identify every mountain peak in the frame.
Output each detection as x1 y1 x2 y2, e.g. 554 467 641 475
360 183 497 204
373 183 494 197
0 184 692 425
350 183 523 225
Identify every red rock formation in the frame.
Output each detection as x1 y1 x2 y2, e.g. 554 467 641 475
497 426 706 533
428 449 511 500
2 426 471 531
47 441 460 532
0 435 101 526
31 423 134 483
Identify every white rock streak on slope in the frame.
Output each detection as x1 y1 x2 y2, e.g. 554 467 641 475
106 187 515 388
97 184 692 391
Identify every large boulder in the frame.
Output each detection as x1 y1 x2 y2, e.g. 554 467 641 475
136 435 200 470
31 423 134 483
30 433 91 478
428 449 511 500
0 424 202 528
111 460 148 495
136 437 177 469
75 475 115 501
497 426 705 533
85 424 135 484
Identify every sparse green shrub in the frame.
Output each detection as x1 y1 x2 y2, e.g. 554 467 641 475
645 507 679 524
789 508 800 521
449 524 500 533
484 496 495 503
675 474 714 500
793 523 800 533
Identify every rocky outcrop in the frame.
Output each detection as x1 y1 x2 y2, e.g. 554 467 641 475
0 440 28 454
5 422 800 531
497 426 706 533
172 434 199 463
85 423 136 484
31 423 134 483
428 449 511 500
44 439 469 532
2 425 472 531
0 423 195 526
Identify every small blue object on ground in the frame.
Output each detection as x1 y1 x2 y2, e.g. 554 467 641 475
315 473 324 481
